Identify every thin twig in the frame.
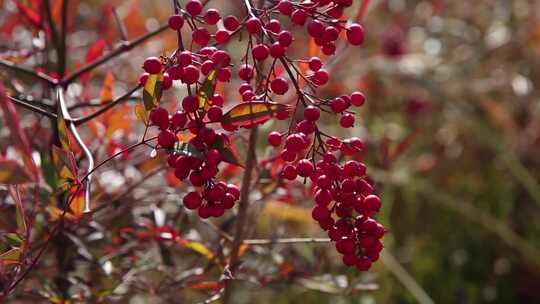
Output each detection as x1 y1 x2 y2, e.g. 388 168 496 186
380 252 435 304
60 24 168 86
243 237 332 245
0 59 58 85
73 85 141 125
7 96 57 119
112 7 129 41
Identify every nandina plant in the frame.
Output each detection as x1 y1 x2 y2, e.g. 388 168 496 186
0 0 383 301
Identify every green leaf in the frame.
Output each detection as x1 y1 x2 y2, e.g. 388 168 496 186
4 233 23 247
0 160 32 184
143 73 163 111
171 142 203 159
221 102 290 127
40 150 58 189
209 135 244 167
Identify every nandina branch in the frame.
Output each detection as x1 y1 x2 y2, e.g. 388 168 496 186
0 60 58 85
73 85 141 125
60 24 168 86
243 237 332 245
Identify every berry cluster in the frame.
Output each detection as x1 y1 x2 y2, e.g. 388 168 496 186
148 105 240 218
138 0 384 271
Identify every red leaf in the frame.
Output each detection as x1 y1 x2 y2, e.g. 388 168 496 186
0 85 38 176
15 1 42 28
85 39 106 63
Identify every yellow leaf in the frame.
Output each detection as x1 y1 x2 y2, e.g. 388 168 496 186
177 239 215 259
143 73 163 111
134 104 148 125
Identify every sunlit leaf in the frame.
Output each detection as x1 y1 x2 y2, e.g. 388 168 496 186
68 184 86 218
177 239 215 260
86 39 106 62
0 248 21 265
221 102 290 127
100 71 114 103
198 69 218 113
0 160 32 184
134 104 148 125
143 73 163 111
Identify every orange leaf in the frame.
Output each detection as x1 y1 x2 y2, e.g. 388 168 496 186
100 71 114 103
0 160 32 184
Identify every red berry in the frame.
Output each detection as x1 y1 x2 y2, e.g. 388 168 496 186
282 164 297 180
322 43 336 55
252 44 269 61
269 42 285 58
168 14 184 30
266 19 281 33
227 184 240 200
186 0 203 16
143 57 162 74
308 57 322 71
149 107 169 129
223 15 240 31
193 28 210 46
268 131 281 146
184 192 202 209
343 255 358 266
182 65 199 84
303 106 320 121
171 111 187 129
356 256 372 271
315 189 332 205
330 97 349 113
215 30 230 44
162 73 172 90
280 149 296 162
182 95 198 112
291 9 307 25
340 113 355 128
285 134 304 151
278 30 293 47
277 0 293 15
312 205 330 221
158 130 176 148
246 17 262 34
139 72 149 86
336 237 356 255
167 65 183 80
364 195 381 212
312 69 329 86
238 64 254 81
270 77 289 95
296 159 314 177
207 106 223 122
203 9 221 24
350 91 365 106
217 68 231 82
347 23 365 45
307 20 324 38
316 174 331 189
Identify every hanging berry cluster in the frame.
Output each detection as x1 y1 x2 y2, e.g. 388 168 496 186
139 0 384 271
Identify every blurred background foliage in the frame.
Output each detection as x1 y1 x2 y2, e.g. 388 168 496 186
1 0 540 303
